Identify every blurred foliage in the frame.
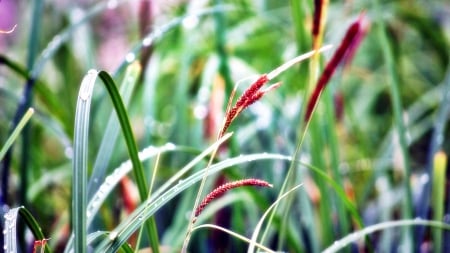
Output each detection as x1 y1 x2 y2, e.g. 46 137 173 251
1 0 450 252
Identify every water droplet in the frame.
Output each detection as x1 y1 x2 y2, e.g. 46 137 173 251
109 231 118 240
100 184 108 193
193 105 207 119
105 175 114 184
182 16 199 29
166 143 176 150
107 0 118 9
125 53 135 63
142 37 152 47
64 147 73 159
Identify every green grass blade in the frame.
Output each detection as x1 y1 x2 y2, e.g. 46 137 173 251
94 153 291 252
3 206 50 253
97 70 160 253
97 71 149 199
0 108 34 161
73 69 98 253
322 219 450 253
88 62 141 198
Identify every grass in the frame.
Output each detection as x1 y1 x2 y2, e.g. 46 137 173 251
1 0 450 252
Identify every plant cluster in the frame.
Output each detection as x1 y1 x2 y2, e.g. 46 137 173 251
1 0 449 253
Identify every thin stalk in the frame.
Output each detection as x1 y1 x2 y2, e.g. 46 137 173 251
181 145 221 252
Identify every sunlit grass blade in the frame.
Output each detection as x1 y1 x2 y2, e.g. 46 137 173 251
93 153 291 252
72 69 98 253
3 206 50 253
322 219 450 253
0 108 34 161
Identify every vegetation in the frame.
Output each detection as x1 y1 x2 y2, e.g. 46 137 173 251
1 0 450 252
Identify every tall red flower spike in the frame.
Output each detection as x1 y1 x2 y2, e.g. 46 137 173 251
305 13 369 123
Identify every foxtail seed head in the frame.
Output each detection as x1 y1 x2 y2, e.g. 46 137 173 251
194 178 272 218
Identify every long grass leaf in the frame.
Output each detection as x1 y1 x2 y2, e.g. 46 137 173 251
87 62 141 199
73 69 98 253
322 219 450 253
97 70 161 253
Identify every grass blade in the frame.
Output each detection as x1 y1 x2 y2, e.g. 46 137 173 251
87 62 141 199
322 219 450 253
97 70 160 253
3 206 50 253
73 69 98 253
0 108 34 161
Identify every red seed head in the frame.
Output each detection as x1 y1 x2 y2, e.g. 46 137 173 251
305 12 369 122
194 178 272 218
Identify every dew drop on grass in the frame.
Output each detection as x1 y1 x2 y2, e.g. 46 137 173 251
109 231 118 240
125 53 135 63
142 37 152 47
193 105 207 119
182 16 199 29
99 184 108 194
64 147 73 158
105 175 114 184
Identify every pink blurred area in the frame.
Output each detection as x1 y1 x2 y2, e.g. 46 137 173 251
0 0 18 49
